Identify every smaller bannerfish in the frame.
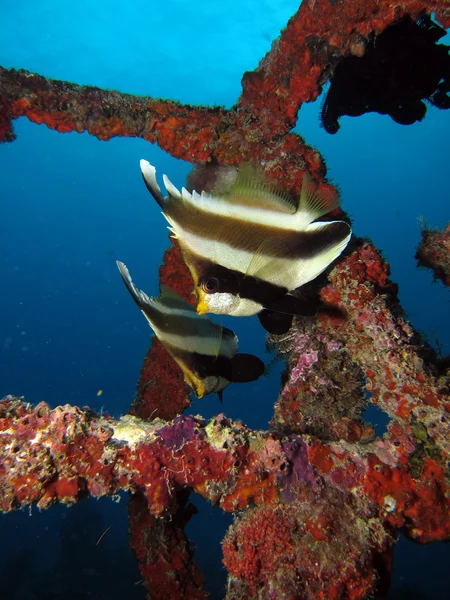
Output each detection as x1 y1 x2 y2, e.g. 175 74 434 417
139 160 352 325
116 261 264 400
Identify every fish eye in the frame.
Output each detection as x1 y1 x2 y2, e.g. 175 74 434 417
202 276 220 294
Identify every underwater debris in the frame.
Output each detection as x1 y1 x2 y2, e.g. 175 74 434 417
2 390 448 547
321 14 450 133
415 223 450 286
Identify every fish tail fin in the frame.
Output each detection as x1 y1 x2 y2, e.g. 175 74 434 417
228 354 265 383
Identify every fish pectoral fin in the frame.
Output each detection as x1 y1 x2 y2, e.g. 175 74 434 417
246 220 351 290
206 222 262 274
245 237 292 287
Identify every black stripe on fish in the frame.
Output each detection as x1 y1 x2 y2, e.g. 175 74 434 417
258 300 347 334
187 255 322 311
188 255 287 302
167 199 350 262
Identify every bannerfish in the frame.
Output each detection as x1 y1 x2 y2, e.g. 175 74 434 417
116 261 265 400
139 160 352 323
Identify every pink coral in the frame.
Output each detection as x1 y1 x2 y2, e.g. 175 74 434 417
290 349 319 382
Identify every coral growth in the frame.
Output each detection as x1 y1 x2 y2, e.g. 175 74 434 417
128 492 206 600
270 316 372 442
1 1 450 598
223 488 393 599
0 399 300 517
131 337 192 422
416 223 450 286
0 95 14 142
3 384 446 547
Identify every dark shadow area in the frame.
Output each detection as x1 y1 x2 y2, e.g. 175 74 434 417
0 496 144 600
378 533 450 599
321 14 450 134
185 495 233 600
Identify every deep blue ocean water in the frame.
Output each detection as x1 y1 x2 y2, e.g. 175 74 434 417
1 1 449 598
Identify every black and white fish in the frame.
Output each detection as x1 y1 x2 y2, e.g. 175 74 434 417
139 160 351 324
116 261 264 400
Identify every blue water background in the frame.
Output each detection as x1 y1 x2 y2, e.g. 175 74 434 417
1 1 449 598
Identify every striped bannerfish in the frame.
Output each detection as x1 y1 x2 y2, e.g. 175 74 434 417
139 160 351 329
116 261 264 400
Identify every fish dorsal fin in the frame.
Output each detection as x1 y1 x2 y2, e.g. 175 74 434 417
116 260 161 330
297 172 341 223
162 174 182 201
222 164 298 214
117 260 154 312
140 160 166 207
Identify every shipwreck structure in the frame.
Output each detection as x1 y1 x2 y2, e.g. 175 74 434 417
0 1 449 598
